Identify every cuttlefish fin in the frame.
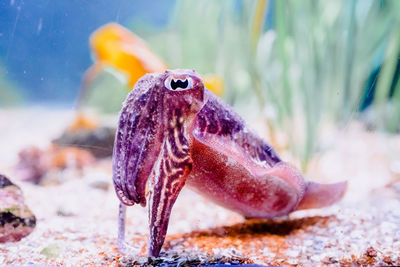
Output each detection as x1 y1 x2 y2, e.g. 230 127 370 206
148 141 192 257
296 181 347 210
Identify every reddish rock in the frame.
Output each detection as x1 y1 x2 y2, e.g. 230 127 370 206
53 126 116 158
0 174 36 242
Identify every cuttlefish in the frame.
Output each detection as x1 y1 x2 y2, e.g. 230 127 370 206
112 69 347 257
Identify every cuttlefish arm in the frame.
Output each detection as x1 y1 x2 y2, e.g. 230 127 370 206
117 126 192 257
148 137 192 256
112 74 165 207
112 74 166 254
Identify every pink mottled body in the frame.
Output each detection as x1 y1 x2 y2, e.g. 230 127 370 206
188 141 303 218
112 69 347 257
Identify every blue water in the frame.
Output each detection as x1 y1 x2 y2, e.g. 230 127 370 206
0 0 175 104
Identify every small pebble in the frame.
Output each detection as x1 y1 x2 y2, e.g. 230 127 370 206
365 246 378 257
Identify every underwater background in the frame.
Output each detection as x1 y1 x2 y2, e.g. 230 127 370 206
0 0 173 103
1 1 400 265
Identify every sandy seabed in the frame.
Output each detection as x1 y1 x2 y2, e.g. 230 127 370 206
0 108 399 266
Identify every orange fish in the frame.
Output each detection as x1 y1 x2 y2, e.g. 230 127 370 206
90 23 167 88
77 23 167 108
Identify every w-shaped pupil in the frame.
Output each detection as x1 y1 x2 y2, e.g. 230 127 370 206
171 79 189 90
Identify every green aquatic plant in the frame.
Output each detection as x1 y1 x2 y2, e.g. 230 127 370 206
372 1 400 133
259 0 400 169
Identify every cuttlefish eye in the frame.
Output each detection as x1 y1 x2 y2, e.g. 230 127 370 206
164 76 194 91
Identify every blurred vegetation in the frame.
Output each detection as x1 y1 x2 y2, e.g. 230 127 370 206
0 64 22 107
257 0 400 169
87 0 400 169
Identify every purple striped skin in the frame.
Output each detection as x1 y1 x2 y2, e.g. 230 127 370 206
112 69 347 257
